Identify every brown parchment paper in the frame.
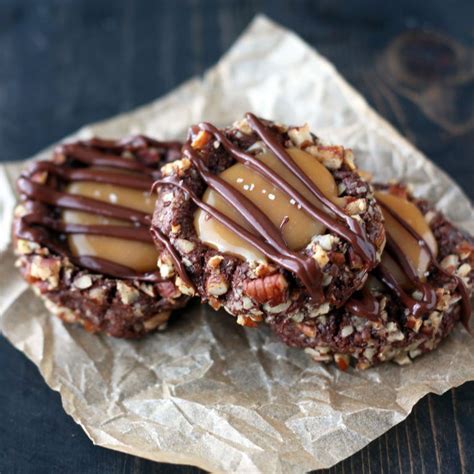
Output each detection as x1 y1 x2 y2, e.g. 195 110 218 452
1 15 473 473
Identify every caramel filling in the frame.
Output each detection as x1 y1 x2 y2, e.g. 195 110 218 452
63 174 158 272
375 191 437 288
195 148 342 261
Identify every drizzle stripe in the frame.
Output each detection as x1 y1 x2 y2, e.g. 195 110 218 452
14 138 179 280
157 176 324 302
199 122 376 264
61 144 156 174
156 115 383 305
27 161 154 190
17 177 150 225
23 213 153 242
151 227 196 291
379 200 471 327
184 144 323 299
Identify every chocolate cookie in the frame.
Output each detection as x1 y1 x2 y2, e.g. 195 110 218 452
268 183 473 369
151 114 386 326
13 135 188 338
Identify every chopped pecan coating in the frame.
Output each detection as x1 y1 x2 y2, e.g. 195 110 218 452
243 273 288 305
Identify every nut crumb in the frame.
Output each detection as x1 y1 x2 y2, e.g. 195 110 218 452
73 275 93 290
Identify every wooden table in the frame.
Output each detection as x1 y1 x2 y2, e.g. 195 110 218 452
1 1 472 472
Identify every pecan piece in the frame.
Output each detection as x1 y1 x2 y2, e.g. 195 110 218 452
297 323 316 339
243 273 288 305
206 274 229 297
457 240 474 264
191 130 212 150
236 315 259 328
334 353 350 371
157 280 180 299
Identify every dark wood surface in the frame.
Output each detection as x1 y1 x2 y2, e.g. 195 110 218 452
1 1 473 473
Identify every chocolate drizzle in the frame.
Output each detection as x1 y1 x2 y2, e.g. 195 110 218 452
15 136 179 281
381 200 471 327
150 226 196 291
345 289 380 321
26 161 155 190
156 114 380 304
199 120 376 264
347 198 471 328
156 174 324 301
244 114 376 265
17 177 150 225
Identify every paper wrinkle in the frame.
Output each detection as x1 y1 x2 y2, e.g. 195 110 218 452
1 14 473 473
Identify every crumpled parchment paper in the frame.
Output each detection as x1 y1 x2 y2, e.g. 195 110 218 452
1 15 473 474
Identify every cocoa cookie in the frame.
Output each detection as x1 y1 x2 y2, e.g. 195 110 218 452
151 114 386 326
13 135 188 338
268 183 473 369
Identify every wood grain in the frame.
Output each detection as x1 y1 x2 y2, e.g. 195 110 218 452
0 0 472 473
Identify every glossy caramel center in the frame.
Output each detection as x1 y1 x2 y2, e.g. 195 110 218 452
375 191 437 286
63 171 158 273
194 147 342 262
